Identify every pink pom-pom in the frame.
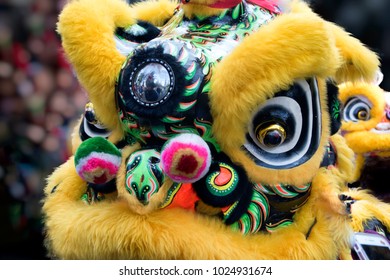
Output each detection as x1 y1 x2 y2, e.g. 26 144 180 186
161 133 211 183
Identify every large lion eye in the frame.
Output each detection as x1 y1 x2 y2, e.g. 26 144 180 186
131 61 174 106
244 78 321 169
343 96 371 122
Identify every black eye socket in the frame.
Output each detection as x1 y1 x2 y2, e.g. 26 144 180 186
255 122 287 148
149 156 160 164
126 155 141 172
243 78 322 169
84 102 99 124
247 98 298 154
343 96 371 122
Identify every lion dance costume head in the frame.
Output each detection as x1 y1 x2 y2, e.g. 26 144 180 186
339 72 390 203
42 0 390 259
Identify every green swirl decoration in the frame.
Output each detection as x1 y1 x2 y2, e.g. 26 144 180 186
194 118 220 152
255 182 311 198
229 188 270 234
229 181 311 234
332 98 340 121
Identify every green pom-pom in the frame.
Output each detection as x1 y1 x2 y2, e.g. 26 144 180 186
75 137 121 184
75 137 121 165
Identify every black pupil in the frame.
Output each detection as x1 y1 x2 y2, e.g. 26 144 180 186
149 157 160 164
357 109 367 119
264 130 283 147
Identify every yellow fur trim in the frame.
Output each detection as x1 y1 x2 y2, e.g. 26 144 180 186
130 0 177 26
344 132 390 155
44 156 84 198
57 0 135 132
307 168 353 256
350 154 364 182
328 24 380 83
70 116 83 155
329 134 355 183
43 158 353 259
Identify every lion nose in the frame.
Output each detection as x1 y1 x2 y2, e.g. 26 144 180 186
375 122 390 131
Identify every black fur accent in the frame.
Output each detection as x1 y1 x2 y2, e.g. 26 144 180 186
326 81 342 135
88 179 117 194
195 93 213 124
115 20 161 43
79 119 89 141
51 185 58 194
305 218 317 239
223 183 254 225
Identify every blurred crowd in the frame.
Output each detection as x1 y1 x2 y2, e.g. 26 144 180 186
0 0 388 259
0 0 88 259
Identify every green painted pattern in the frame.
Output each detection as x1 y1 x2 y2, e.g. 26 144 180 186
125 149 164 204
205 162 239 197
229 188 270 234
